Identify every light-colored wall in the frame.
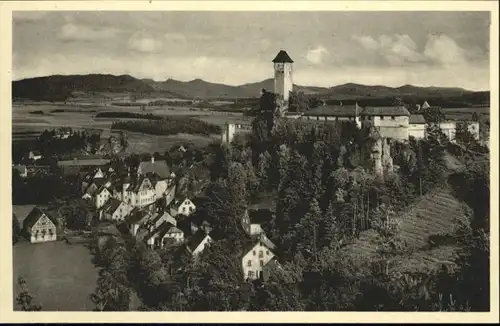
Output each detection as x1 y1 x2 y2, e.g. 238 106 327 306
362 115 409 140
408 124 425 139
29 214 57 243
110 203 133 222
274 62 293 102
96 189 111 209
242 243 275 280
178 199 196 216
221 123 236 144
439 122 456 142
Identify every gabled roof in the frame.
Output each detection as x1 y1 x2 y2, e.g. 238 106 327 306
303 104 362 117
361 106 410 116
138 160 170 179
102 198 124 215
157 222 183 238
272 50 294 63
126 208 151 224
409 114 426 124
23 207 48 229
422 101 431 109
186 230 211 252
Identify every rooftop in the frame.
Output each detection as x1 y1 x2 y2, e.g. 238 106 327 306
138 160 170 179
361 106 411 116
409 114 426 124
303 104 361 117
272 50 294 63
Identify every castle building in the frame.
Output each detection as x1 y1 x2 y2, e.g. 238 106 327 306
273 50 294 102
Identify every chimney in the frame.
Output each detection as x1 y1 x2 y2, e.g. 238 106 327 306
339 101 343 107
151 156 155 163
73 157 78 165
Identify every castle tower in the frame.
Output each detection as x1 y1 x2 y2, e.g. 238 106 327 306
272 50 294 102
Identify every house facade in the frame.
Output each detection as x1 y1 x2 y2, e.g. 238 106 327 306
95 187 112 209
186 231 212 256
171 198 196 217
100 198 133 222
241 241 276 281
23 207 57 243
360 106 410 140
114 176 156 208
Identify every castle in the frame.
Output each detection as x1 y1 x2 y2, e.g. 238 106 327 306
221 50 480 148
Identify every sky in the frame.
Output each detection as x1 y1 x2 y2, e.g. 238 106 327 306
12 11 491 91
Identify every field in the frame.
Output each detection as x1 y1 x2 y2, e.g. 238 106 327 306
12 102 248 154
13 240 98 311
343 186 466 273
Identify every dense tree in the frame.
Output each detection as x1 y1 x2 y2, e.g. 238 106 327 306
13 214 21 244
16 277 42 311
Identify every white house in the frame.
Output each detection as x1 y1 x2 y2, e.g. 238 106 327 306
28 151 42 161
170 198 196 217
114 176 156 208
95 187 112 209
13 164 28 178
99 198 133 222
23 207 57 243
186 230 212 256
137 157 170 179
241 239 276 281
145 222 184 249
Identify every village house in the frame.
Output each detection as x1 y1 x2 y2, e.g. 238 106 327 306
241 208 274 236
169 197 196 217
145 221 184 249
23 207 57 243
113 175 157 208
99 198 133 222
94 186 112 209
126 208 153 236
186 230 213 256
28 150 42 161
147 211 177 233
241 236 276 281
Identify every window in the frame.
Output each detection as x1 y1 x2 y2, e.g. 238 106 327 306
259 250 264 258
253 250 256 256
183 207 187 213
260 260 264 267
247 260 252 267
266 250 269 255
391 116 395 120
248 271 254 278
380 116 384 120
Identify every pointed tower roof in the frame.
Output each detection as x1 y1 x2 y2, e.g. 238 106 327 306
272 50 294 63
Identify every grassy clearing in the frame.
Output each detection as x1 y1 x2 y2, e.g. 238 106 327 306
343 186 466 273
13 240 98 311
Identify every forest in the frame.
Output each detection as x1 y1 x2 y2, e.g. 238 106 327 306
84 90 490 312
111 116 221 136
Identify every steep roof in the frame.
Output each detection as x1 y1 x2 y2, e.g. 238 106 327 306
157 222 183 238
248 209 274 224
138 160 170 179
272 50 294 63
102 198 123 214
409 114 426 124
186 230 211 252
57 158 110 167
303 104 362 117
361 106 410 116
422 101 431 109
23 207 47 229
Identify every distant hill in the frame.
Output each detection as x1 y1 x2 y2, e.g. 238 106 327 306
12 74 487 104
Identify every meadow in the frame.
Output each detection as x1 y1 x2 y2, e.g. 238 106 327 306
12 102 248 155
